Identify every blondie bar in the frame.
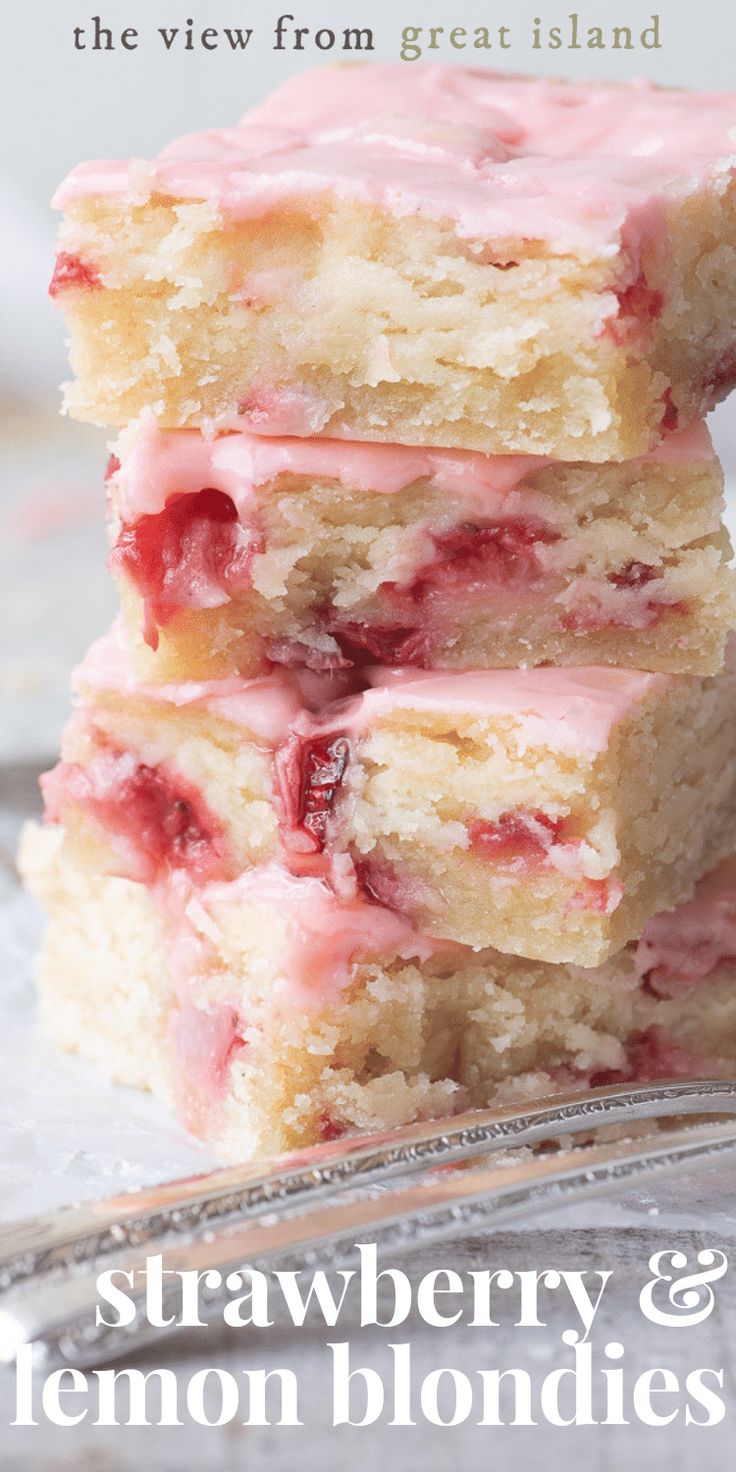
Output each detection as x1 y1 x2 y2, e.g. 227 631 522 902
51 67 736 456
108 418 734 680
21 824 736 1160
41 628 736 964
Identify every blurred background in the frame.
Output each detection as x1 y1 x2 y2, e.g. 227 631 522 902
2 0 736 761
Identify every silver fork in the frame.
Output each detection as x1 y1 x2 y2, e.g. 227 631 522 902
1 1078 736 1370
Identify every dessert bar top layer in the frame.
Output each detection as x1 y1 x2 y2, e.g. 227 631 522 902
77 621 669 758
54 65 736 257
111 415 714 521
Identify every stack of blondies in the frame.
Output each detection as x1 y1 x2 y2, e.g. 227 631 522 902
21 66 736 1160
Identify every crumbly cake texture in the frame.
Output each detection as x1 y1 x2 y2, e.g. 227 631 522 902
108 418 735 681
40 628 736 966
51 66 736 458
20 824 736 1161
38 646 303 886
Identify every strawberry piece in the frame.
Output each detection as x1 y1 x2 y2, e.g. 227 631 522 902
42 749 231 885
237 391 276 426
353 854 416 913
659 389 679 433
329 622 433 668
607 560 658 590
614 270 664 324
275 731 350 855
265 637 353 675
175 1003 246 1090
173 1001 247 1131
110 488 262 649
590 1027 704 1087
48 251 102 297
561 559 689 633
605 267 664 346
104 454 121 482
319 1112 348 1142
570 878 615 914
395 518 558 605
235 385 326 436
327 518 557 669
468 811 565 865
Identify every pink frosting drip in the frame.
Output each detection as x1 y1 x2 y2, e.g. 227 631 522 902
200 862 436 1003
110 414 713 522
635 855 736 994
53 66 736 256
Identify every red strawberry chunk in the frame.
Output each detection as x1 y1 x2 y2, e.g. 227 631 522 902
395 517 558 604
237 391 276 426
326 518 557 670
109 488 262 649
319 1112 348 1142
607 560 658 590
352 854 424 914
468 811 565 865
275 731 350 855
42 749 230 885
49 251 102 297
573 878 614 914
329 622 433 669
605 267 664 346
615 270 664 324
659 389 679 433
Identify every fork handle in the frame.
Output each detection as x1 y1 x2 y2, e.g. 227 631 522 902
3 1117 736 1371
2 1078 735 1291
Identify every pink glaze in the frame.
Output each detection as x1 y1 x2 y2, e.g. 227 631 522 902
158 852 736 1114
168 853 736 1100
53 67 736 261
109 415 713 523
162 861 436 1118
343 663 669 755
74 621 307 743
202 862 436 1004
172 1000 246 1130
111 420 548 522
106 418 713 659
81 620 668 759
635 854 736 995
